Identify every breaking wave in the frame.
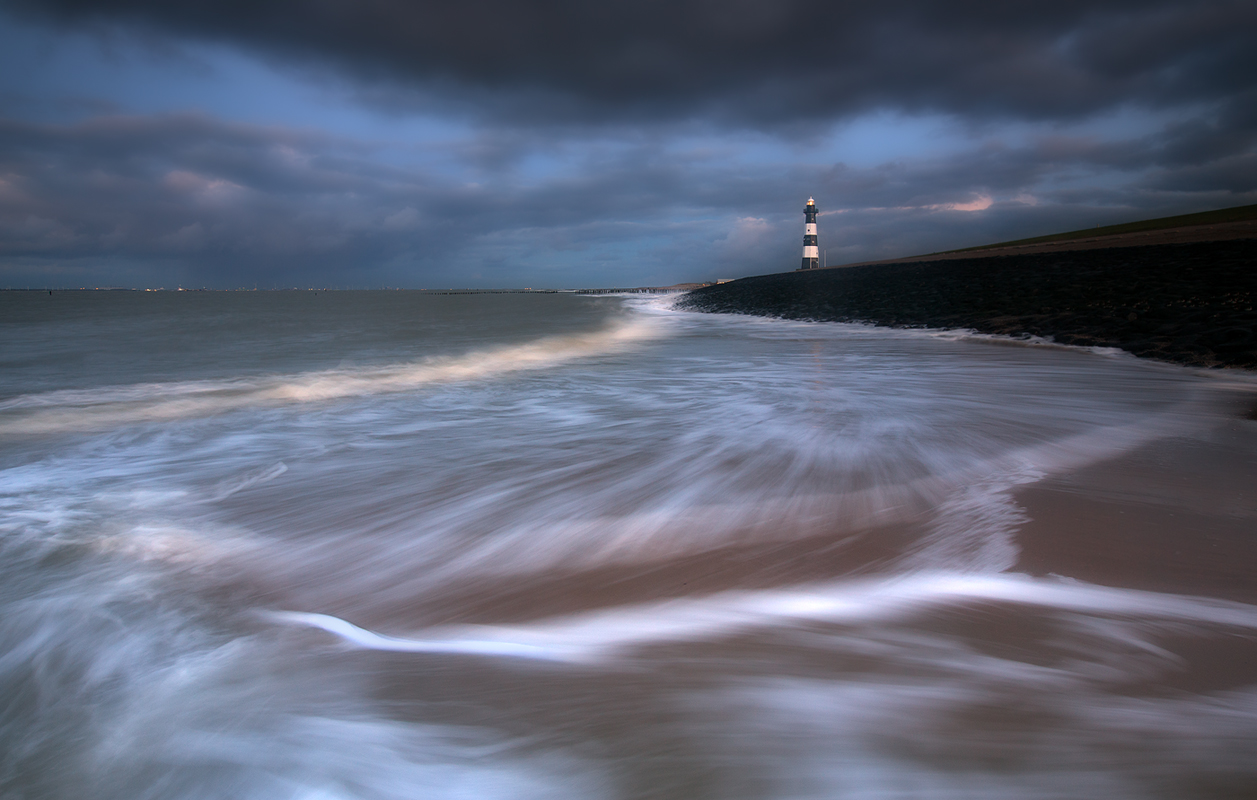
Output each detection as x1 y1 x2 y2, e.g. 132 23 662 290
0 316 664 434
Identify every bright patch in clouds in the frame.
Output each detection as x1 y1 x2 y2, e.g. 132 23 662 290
934 196 994 212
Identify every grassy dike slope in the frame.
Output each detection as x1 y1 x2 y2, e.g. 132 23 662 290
678 238 1257 370
942 203 1257 253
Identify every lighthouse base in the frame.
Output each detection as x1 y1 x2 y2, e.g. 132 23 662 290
800 257 819 270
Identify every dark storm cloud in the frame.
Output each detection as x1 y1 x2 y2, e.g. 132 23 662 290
816 82 1257 213
2 100 1252 287
0 113 761 285
7 0 1256 124
0 113 455 285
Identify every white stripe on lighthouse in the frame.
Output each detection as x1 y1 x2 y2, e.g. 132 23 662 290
805 223 817 235
803 246 819 258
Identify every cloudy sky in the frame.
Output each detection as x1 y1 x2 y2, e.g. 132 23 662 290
1 0 1254 289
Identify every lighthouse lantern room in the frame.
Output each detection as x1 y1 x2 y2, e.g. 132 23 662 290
800 197 819 270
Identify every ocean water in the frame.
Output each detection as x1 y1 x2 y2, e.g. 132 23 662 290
2 290 1255 799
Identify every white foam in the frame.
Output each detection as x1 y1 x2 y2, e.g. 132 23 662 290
924 328 1132 358
329 393 1211 588
264 611 565 661
265 573 1257 665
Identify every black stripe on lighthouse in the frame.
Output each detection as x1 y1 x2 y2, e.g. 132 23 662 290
800 197 819 270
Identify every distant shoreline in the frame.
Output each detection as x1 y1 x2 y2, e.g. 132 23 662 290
679 237 1257 371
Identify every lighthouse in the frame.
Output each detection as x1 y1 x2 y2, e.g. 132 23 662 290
800 197 820 270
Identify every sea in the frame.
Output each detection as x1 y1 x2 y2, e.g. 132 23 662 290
2 289 1256 799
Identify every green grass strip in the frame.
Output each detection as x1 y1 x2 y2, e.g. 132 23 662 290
940 203 1257 254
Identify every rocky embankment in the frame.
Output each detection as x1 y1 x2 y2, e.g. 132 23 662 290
679 239 1257 370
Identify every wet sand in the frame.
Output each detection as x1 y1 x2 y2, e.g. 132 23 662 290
338 401 1257 629
1014 413 1257 604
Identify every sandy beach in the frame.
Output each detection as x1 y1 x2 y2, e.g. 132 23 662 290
1014 407 1257 597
